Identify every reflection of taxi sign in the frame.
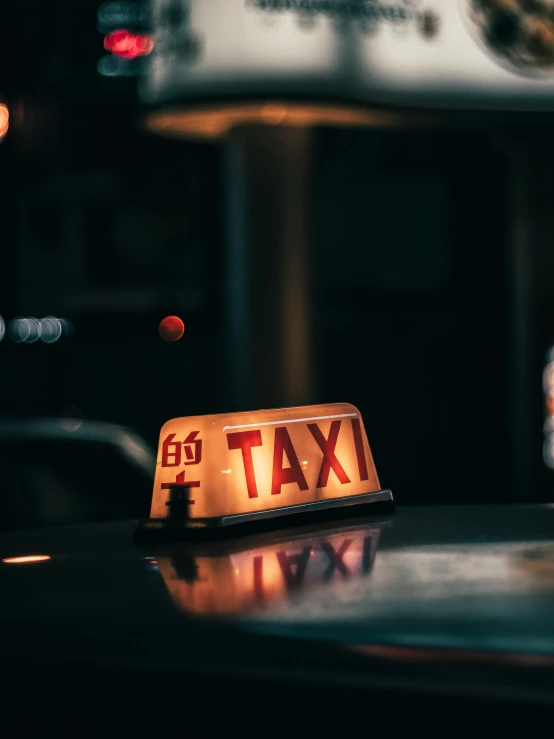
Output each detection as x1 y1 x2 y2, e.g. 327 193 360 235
156 523 385 615
140 403 393 535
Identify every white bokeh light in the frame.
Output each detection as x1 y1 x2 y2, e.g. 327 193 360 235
5 316 73 343
59 318 74 336
25 317 42 343
40 317 62 344
9 318 31 343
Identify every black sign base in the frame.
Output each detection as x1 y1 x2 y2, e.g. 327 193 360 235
134 489 394 544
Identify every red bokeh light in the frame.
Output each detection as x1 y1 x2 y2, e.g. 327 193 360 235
104 29 155 59
159 316 185 342
0 104 8 139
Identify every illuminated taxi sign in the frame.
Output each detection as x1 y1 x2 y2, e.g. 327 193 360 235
147 403 392 530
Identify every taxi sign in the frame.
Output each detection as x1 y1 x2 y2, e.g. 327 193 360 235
141 403 392 535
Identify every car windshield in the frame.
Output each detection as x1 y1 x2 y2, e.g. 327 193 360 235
2 0 553 527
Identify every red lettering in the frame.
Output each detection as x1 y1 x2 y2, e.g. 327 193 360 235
351 418 369 481
308 421 350 487
183 431 202 465
162 432 202 467
227 430 263 498
271 427 309 495
276 546 311 590
321 539 352 581
162 433 181 467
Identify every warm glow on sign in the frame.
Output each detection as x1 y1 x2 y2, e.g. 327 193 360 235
157 525 382 616
151 403 381 522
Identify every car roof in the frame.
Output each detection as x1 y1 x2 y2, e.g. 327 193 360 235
3 504 554 669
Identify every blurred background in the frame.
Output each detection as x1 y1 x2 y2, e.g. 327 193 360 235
3 0 554 514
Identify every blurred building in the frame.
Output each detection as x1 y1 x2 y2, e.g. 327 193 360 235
2 0 554 504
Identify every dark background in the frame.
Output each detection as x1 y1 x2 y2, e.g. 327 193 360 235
1 0 551 506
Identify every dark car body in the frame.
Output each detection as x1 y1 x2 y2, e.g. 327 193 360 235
3 504 554 735
0 419 155 532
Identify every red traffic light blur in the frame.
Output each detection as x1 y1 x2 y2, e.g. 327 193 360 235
103 29 155 59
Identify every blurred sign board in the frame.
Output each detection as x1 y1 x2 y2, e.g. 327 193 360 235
142 0 554 111
146 403 390 529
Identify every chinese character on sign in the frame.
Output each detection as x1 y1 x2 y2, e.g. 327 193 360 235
183 431 202 465
161 431 202 506
162 431 202 466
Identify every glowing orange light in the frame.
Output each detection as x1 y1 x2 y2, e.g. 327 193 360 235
260 105 288 125
0 104 9 139
547 395 554 414
2 555 51 564
104 29 155 59
159 315 185 342
145 102 416 141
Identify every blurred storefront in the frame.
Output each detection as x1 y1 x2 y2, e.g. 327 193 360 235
5 0 554 503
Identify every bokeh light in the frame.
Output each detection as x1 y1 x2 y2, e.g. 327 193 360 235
98 55 129 76
0 104 9 139
60 405 83 432
25 317 42 343
6 316 73 343
0 316 5 342
9 318 31 343
97 1 152 29
159 315 185 342
40 316 62 343
59 318 74 336
104 29 155 59
545 434 554 469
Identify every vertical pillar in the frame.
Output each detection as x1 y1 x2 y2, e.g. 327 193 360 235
224 124 314 411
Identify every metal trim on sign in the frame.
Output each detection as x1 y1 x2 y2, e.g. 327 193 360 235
219 489 394 526
134 489 394 543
